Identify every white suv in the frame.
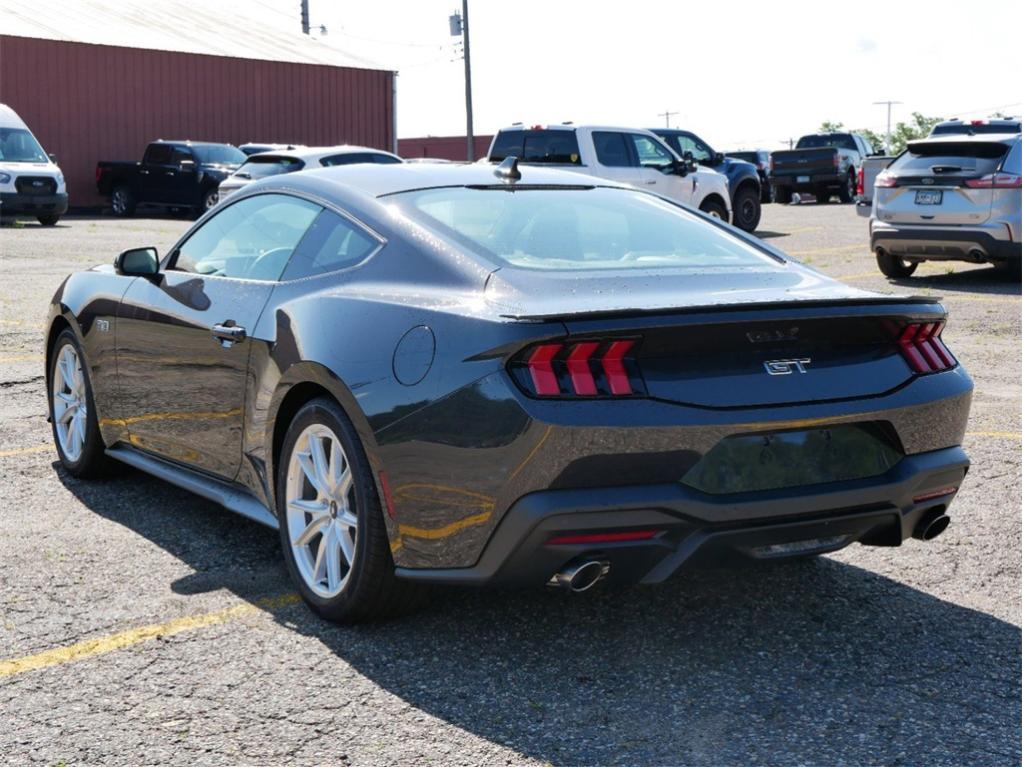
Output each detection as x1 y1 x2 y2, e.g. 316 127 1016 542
869 133 1022 277
487 124 731 221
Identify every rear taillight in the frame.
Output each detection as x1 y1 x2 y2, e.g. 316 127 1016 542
875 172 897 188
514 339 644 398
856 167 864 196
833 154 840 168
769 156 775 172
964 173 1022 189
95 166 104 182
897 322 956 374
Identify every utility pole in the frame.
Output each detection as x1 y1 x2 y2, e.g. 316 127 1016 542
300 0 310 34
873 100 901 153
658 110 679 128
452 2 474 161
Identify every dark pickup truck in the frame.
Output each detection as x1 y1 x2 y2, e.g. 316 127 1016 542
96 140 246 217
770 132 878 204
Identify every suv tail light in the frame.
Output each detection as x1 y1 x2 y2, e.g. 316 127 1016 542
833 154 840 168
897 322 956 374
964 173 1022 189
856 167 864 195
513 339 645 398
875 172 897 188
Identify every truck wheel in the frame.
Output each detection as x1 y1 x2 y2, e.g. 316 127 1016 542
816 189 831 204
111 186 136 217
37 215 60 226
773 187 791 204
699 199 728 221
196 189 219 218
838 172 856 203
876 250 918 278
731 185 761 232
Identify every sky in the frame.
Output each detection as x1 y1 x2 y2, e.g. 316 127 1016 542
258 0 1020 150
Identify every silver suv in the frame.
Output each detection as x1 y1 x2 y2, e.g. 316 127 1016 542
869 134 1022 277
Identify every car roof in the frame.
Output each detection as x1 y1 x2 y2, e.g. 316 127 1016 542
247 145 399 162
257 162 624 200
908 132 1020 147
153 140 239 148
497 124 662 136
0 103 29 129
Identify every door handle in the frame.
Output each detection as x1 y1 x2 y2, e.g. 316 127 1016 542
139 169 149 175
645 180 658 185
211 323 246 346
165 171 176 176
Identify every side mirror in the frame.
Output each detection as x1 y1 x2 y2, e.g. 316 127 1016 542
671 159 689 177
115 247 159 276
48 153 58 164
712 151 725 165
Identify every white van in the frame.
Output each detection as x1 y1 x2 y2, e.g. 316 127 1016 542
0 104 68 225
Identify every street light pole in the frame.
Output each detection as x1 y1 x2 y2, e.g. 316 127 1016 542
873 100 902 153
658 110 679 128
462 0 474 161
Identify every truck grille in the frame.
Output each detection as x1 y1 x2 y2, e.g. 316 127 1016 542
15 176 57 195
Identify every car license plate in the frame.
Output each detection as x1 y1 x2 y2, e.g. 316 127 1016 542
797 175 810 183
915 189 943 205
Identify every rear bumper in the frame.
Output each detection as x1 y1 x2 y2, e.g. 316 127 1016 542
395 445 969 587
0 192 68 216
871 224 1021 262
772 173 844 192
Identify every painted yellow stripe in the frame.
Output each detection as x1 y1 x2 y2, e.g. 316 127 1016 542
397 510 492 540
0 444 50 458
0 593 300 678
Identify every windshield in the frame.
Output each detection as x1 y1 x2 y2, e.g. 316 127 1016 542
235 156 305 179
193 144 246 165
0 128 48 163
388 186 777 271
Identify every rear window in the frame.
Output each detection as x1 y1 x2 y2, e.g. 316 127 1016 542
236 156 305 179
489 130 581 165
931 123 1021 136
388 186 776 272
890 141 1009 175
193 144 246 165
726 151 758 163
796 134 857 150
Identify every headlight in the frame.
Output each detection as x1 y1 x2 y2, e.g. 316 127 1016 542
0 172 10 184
56 171 64 185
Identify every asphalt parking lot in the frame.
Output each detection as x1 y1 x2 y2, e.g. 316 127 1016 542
1 205 1020 767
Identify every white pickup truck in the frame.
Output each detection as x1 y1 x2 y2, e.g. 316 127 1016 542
487 124 731 221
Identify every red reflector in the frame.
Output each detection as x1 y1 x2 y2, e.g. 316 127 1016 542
379 471 396 519
566 341 599 396
602 340 634 395
913 486 957 503
527 343 562 396
547 529 661 545
856 167 864 196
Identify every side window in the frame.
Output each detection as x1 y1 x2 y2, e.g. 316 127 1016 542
144 144 173 165
172 194 321 282
370 153 402 164
629 134 675 170
171 148 194 166
281 209 380 280
674 134 712 163
1002 142 1022 174
522 131 582 164
489 131 524 161
593 131 634 167
321 153 372 166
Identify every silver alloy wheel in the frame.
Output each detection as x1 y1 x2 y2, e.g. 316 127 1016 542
52 343 87 462
286 424 358 598
111 188 127 214
204 191 219 209
706 208 722 219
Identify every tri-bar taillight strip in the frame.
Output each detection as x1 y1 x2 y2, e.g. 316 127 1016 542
898 321 956 374
521 339 642 397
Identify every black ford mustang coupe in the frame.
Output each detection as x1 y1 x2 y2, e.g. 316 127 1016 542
46 161 973 622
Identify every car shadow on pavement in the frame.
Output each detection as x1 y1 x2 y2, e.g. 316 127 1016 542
890 265 1022 295
61 465 1022 767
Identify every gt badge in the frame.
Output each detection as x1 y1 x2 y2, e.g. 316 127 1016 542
764 358 811 375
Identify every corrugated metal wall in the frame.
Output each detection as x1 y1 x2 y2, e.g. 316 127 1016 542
0 35 394 207
398 135 493 162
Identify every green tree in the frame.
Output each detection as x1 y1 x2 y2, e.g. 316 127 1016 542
856 127 885 153
818 120 845 133
887 112 944 154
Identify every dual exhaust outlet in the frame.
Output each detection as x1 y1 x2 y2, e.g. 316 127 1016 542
547 559 610 593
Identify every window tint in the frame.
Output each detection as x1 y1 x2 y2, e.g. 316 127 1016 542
1003 142 1022 174
392 187 776 271
321 153 374 166
931 123 1021 135
0 128 47 162
370 153 402 164
489 131 525 161
282 210 379 280
672 133 712 163
522 131 581 164
145 144 173 164
890 142 1010 177
192 144 246 165
796 134 857 150
171 148 194 165
593 131 633 167
237 156 305 179
173 194 321 282
629 134 674 169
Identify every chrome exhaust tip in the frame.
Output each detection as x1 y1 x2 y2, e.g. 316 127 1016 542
547 559 610 593
913 508 951 541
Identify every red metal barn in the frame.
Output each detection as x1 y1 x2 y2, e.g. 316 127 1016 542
0 1 395 208
398 135 494 162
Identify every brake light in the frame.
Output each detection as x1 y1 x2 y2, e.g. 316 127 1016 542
547 529 662 545
833 153 840 168
913 486 958 503
769 156 775 173
515 339 644 398
875 172 897 188
964 173 1022 189
95 166 104 182
856 167 864 196
897 322 956 374
970 120 987 126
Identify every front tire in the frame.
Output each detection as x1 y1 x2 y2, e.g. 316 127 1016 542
699 199 729 221
773 186 791 204
48 329 113 478
731 185 761 232
277 397 421 623
876 250 918 278
37 215 60 226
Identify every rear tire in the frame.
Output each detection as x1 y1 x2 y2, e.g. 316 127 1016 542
876 250 918 278
37 215 60 226
276 397 423 623
773 186 791 204
699 199 729 221
194 189 219 219
816 189 831 204
838 172 856 203
48 329 114 478
110 185 136 217
731 185 762 232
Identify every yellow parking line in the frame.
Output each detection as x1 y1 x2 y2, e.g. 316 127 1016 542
0 444 50 458
0 593 300 678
